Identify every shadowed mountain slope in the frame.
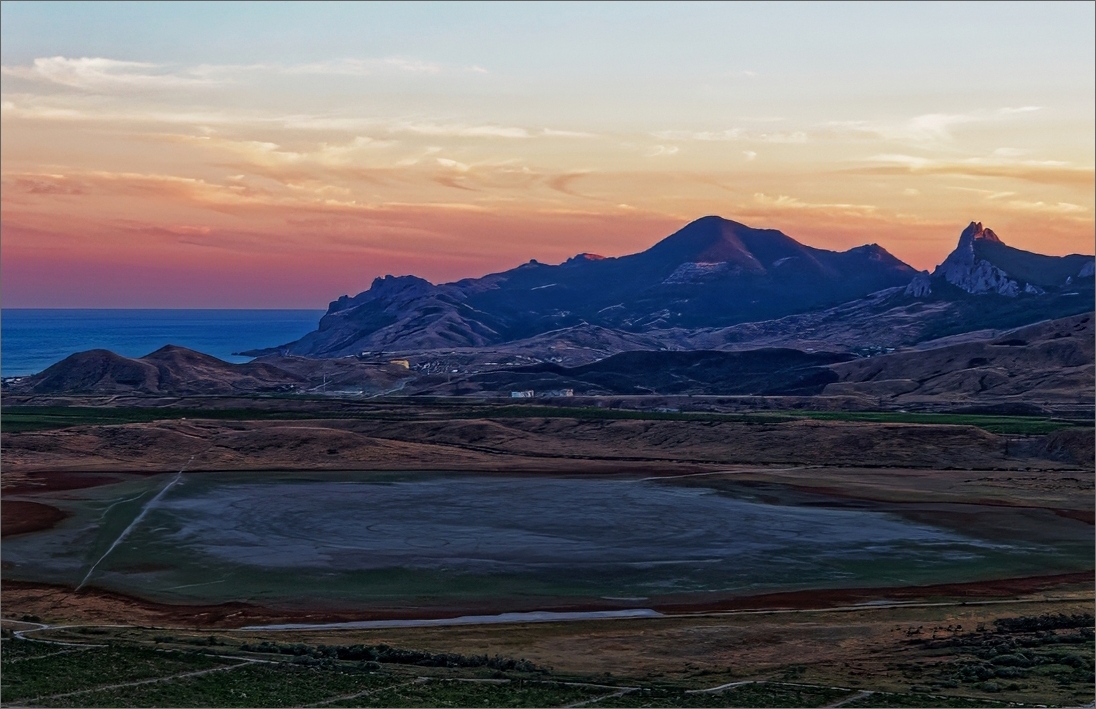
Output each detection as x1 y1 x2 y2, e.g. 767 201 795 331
825 313 1095 407
18 346 306 395
273 216 918 357
679 222 1094 353
464 348 856 396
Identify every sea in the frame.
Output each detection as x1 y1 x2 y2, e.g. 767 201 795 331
0 309 326 378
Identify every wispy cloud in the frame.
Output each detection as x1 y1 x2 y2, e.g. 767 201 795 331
436 158 471 172
946 186 1016 200
395 123 530 138
278 56 488 76
653 129 742 141
1 57 219 91
650 128 806 143
751 192 877 214
541 128 597 138
828 107 1043 145
1 173 87 196
857 153 1094 186
1005 200 1088 214
0 54 489 94
1 100 596 148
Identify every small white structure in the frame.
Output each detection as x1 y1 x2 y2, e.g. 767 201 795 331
511 390 535 398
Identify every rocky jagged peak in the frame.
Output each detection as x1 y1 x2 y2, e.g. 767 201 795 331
923 222 1018 297
567 252 606 263
904 270 933 296
369 274 434 293
977 227 1001 243
327 275 436 315
933 223 1018 296
960 221 1002 245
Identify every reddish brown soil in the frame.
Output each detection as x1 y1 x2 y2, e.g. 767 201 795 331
4 415 1083 476
652 571 1095 614
1054 508 1096 524
3 572 1092 631
1 500 68 537
2 471 123 495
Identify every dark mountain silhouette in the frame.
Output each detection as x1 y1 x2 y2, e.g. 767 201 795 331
273 216 917 356
22 345 305 395
11 218 1091 403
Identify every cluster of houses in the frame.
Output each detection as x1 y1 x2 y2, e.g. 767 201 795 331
511 389 574 398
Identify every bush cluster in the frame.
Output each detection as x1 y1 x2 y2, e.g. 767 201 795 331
993 613 1094 634
238 641 542 672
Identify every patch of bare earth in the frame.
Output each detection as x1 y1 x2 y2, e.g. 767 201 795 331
1 500 68 537
3 417 1086 475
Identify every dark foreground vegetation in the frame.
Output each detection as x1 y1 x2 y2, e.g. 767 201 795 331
238 640 542 672
2 612 1091 707
893 614 1095 696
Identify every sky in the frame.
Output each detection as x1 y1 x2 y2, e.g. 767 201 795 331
2 1 1093 308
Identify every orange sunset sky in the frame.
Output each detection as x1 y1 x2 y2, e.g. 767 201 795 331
2 2 1093 307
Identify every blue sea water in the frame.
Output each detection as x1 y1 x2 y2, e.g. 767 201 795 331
0 309 325 378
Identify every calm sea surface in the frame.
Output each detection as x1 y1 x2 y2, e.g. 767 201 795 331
0 309 325 377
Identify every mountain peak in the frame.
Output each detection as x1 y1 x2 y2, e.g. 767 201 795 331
281 215 921 356
914 221 1093 298
961 221 1002 244
641 215 787 271
932 222 1018 296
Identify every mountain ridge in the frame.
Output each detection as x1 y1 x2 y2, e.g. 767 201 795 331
267 216 1092 359
274 216 920 357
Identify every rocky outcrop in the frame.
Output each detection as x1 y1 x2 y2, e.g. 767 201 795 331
907 221 1094 299
904 271 933 297
933 222 1021 296
662 261 730 284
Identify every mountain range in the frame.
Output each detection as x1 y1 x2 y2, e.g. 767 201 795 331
247 216 1093 360
270 216 920 356
9 216 1093 406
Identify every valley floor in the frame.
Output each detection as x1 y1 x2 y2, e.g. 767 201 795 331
1 397 1092 707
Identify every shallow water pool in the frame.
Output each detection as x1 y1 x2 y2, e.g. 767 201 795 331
4 471 1090 609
